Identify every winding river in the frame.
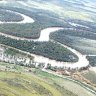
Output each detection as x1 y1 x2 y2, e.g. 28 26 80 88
0 8 89 69
0 1 96 96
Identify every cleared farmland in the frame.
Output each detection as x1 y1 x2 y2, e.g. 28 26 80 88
0 62 78 96
0 72 60 96
0 61 95 96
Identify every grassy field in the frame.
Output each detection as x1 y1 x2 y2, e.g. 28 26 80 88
0 71 62 96
0 62 78 96
0 61 96 96
82 70 96 84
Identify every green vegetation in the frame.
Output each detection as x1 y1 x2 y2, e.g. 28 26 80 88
50 29 96 43
22 0 93 22
0 23 41 39
0 9 23 22
50 28 96 55
0 1 96 96
0 72 58 96
82 70 96 84
87 56 96 66
0 62 78 96
4 48 20 56
0 36 78 62
0 61 95 96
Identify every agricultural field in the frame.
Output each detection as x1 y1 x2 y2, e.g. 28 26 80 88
0 71 60 96
0 61 95 96
82 70 96 84
0 62 77 96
